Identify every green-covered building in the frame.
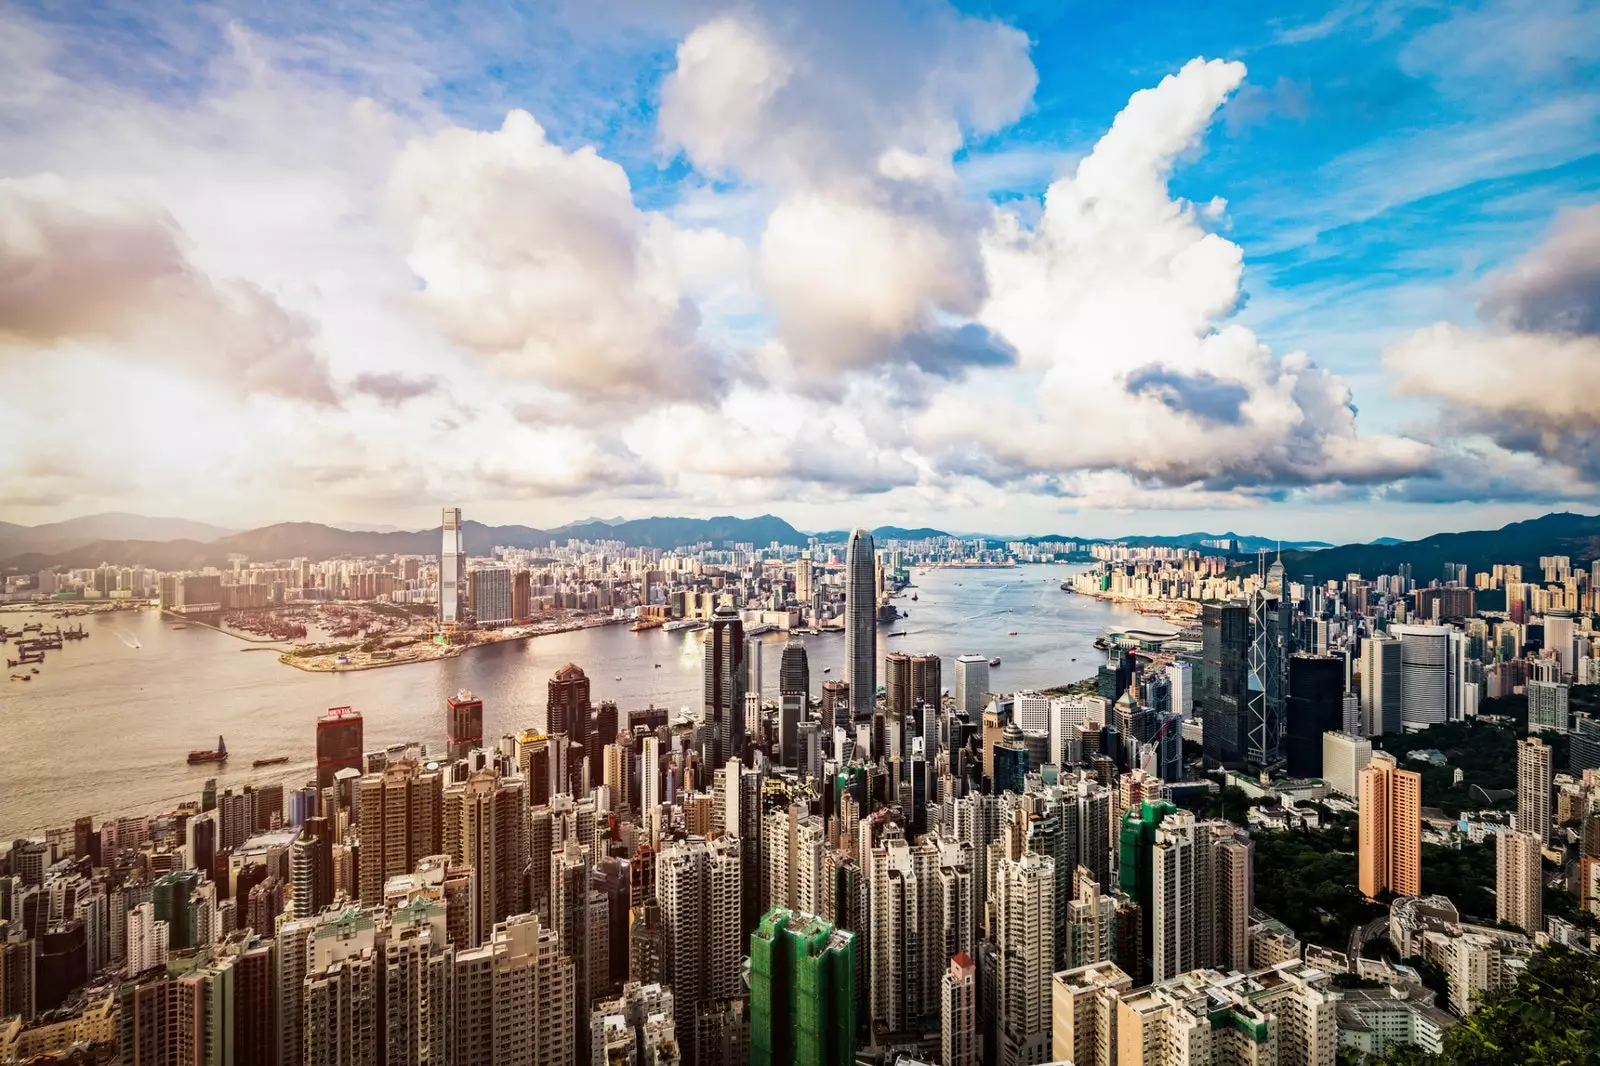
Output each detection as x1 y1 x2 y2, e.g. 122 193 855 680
749 907 856 1066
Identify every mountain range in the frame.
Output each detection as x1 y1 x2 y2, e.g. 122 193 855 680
1 511 1595 576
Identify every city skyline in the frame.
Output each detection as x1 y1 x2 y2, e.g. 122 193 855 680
1 1 1598 542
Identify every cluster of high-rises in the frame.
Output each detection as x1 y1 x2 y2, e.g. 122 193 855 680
4 528 1598 1066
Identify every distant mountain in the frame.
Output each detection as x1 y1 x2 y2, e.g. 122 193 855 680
1369 536 1405 546
0 513 236 558
1243 512 1600 584
1 514 814 568
812 526 954 543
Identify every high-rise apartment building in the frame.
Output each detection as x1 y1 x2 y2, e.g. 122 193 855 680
1516 735 1552 843
749 908 856 1066
447 769 528 945
869 837 942 1032
845 529 878 749
994 851 1054 1066
941 952 977 1066
1496 829 1543 935
468 567 512 627
356 760 444 905
1051 961 1132 1066
1528 680 1570 734
1357 751 1421 898
454 913 573 1066
656 837 743 1066
440 507 465 627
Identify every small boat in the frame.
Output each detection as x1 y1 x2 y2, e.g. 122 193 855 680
252 756 290 768
1008 631 1018 636
654 663 661 668
170 624 188 630
823 667 832 674
989 657 1001 668
30 667 39 674
187 735 228 764
911 593 918 601
615 676 622 681
889 630 907 637
9 674 28 682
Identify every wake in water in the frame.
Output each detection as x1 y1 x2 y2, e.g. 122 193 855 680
114 631 142 649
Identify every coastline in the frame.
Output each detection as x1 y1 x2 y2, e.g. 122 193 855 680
278 614 630 673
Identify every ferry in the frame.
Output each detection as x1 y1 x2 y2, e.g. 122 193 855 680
988 656 1001 668
187 735 228 765
252 756 290 768
661 619 705 633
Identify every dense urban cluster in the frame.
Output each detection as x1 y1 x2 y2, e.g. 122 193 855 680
3 512 1600 1066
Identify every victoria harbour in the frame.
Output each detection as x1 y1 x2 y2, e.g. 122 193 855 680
0 564 1142 835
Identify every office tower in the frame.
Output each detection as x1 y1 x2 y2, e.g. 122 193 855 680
1361 632 1403 736
1528 680 1570 734
1357 751 1421 899
845 529 878 745
1166 661 1193 718
1051 961 1132 1066
1200 602 1249 767
1285 654 1345 778
548 664 593 791
941 952 977 1066
886 650 913 733
290 817 334 918
911 654 942 723
1496 830 1543 935
1517 735 1552 844
468 566 513 626
1546 609 1576 679
994 851 1054 1066
1321 733 1372 800
954 654 989 716
1390 624 1451 728
512 569 532 623
516 730 552 808
453 912 573 1066
356 761 444 905
779 641 810 767
656 837 743 1066
447 690 485 762
704 606 748 768
448 769 528 944
316 706 364 789
749 908 857 1066
821 680 850 728
1246 560 1291 770
440 506 465 627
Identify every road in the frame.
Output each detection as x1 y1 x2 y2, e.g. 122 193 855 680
1348 916 1389 964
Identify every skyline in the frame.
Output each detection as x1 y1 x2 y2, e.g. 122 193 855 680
1 0 1598 542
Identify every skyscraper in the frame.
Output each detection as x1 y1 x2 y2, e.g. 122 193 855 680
941 952 977 1066
1200 602 1249 767
704 605 748 768
1517 735 1552 843
440 506 465 627
954 654 989 716
1496 829 1542 935
1391 624 1451 729
547 664 592 792
779 641 810 768
995 851 1054 1066
1285 654 1345 778
315 706 364 789
468 566 513 627
446 690 484 762
453 912 574 1066
1360 632 1402 736
845 529 877 751
448 769 529 945
356 760 444 905
1357 751 1421 899
657 836 743 1066
749 908 856 1066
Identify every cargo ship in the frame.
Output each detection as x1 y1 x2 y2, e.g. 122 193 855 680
252 755 289 768
187 735 228 764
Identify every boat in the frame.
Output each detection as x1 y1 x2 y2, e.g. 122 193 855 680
615 676 622 681
30 667 39 674
187 735 228 764
662 619 706 632
654 663 661 668
1008 631 1018 636
889 630 907 637
170 624 188 630
823 667 832 673
988 657 1001 667
9 674 28 682
252 756 290 768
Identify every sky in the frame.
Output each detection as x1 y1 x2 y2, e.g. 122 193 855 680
0 0 1597 542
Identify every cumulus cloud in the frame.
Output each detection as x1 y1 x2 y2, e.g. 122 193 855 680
1384 203 1600 483
660 4 1036 383
390 109 729 405
909 58 1432 501
0 177 337 404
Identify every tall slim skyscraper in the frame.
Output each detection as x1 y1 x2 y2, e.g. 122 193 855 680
941 952 977 1066
1200 602 1250 767
779 641 810 768
845 528 877 750
1517 735 1552 844
447 690 485 762
954 654 989 716
749 908 856 1066
704 606 748 768
1360 632 1403 736
1357 751 1421 899
1496 829 1543 935
440 506 465 627
995 851 1054 1066
448 769 529 945
547 664 592 793
657 836 743 1066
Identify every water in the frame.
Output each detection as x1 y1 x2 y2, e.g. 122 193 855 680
0 564 1147 836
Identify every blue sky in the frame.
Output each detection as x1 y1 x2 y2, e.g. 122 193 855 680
0 0 1597 541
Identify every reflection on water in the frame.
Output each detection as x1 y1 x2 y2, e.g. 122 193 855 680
0 563 1147 835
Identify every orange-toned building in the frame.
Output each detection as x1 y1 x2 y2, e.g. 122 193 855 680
1358 750 1421 899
